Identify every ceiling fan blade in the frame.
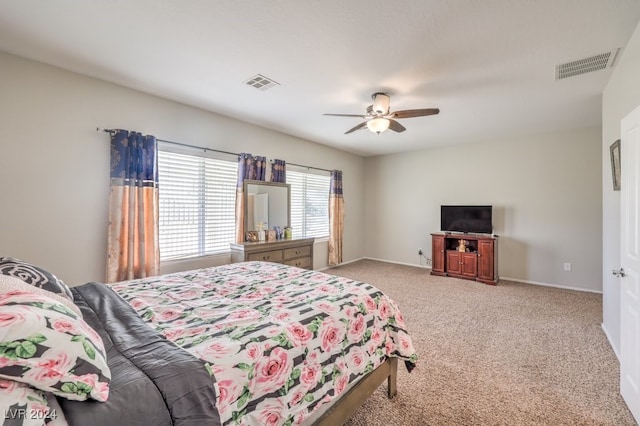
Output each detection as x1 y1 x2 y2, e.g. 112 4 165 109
345 122 368 134
324 113 367 118
391 108 440 119
388 119 406 133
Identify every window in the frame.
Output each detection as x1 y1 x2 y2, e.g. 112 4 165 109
157 148 237 261
287 169 331 239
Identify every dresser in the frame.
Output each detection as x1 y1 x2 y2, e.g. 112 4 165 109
230 238 315 270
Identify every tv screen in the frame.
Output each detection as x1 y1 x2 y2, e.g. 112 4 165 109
441 205 492 234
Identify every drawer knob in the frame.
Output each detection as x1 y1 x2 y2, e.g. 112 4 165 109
263 255 270 260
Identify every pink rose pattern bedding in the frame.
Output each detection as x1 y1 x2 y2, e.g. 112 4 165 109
0 379 67 425
0 289 110 403
110 261 417 425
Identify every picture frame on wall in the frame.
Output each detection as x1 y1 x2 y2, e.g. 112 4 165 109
610 139 621 191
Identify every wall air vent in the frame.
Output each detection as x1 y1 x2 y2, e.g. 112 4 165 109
555 49 619 80
244 74 280 91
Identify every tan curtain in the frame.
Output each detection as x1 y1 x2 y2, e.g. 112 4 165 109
235 189 246 245
328 170 344 266
106 130 159 283
235 153 266 243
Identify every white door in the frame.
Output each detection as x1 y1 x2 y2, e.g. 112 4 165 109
620 104 640 422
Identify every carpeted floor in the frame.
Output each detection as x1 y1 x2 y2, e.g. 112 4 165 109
326 259 636 426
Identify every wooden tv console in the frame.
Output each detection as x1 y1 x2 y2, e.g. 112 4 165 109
431 233 499 285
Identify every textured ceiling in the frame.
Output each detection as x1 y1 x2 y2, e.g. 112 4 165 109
1 1 639 156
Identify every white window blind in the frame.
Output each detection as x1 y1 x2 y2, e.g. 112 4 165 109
158 149 237 261
287 170 330 239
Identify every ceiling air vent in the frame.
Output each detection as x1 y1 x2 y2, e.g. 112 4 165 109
244 74 280 91
555 49 619 80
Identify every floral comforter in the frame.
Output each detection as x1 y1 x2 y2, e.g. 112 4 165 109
110 261 417 425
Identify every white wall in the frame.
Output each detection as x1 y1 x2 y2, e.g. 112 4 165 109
602 21 640 356
0 51 365 285
0 44 621 302
364 126 602 291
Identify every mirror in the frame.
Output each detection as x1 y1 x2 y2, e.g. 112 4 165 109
244 180 290 234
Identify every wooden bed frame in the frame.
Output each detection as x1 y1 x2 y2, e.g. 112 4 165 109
313 357 398 425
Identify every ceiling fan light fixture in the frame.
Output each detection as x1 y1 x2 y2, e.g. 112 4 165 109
324 92 439 134
367 117 390 134
372 93 390 114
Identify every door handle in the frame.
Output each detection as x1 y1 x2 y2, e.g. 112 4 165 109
612 268 626 277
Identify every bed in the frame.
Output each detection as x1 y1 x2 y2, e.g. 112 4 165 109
0 258 417 425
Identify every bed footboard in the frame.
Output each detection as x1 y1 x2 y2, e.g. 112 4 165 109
313 357 398 426
387 356 397 398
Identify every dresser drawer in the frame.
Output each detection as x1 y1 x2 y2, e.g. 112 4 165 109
247 250 283 262
283 246 311 260
230 238 315 270
284 257 311 269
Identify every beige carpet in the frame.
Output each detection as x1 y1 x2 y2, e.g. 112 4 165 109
325 259 636 426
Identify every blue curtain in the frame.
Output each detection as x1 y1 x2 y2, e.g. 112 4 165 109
107 130 159 282
270 159 286 183
237 153 266 184
235 153 267 243
110 130 158 182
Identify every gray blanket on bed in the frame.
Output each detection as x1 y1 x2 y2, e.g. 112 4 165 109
58 282 221 426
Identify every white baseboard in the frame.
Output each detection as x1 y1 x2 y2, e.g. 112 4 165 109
500 276 602 294
361 260 601 294
320 257 432 271
601 323 620 361
324 258 600 294
363 257 431 270
317 257 365 272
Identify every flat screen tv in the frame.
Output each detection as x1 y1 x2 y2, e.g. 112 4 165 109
441 205 492 234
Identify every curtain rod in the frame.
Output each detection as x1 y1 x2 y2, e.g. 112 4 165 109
97 127 333 173
287 162 332 173
97 127 239 157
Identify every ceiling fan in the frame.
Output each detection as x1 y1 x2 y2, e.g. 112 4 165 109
324 92 440 135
